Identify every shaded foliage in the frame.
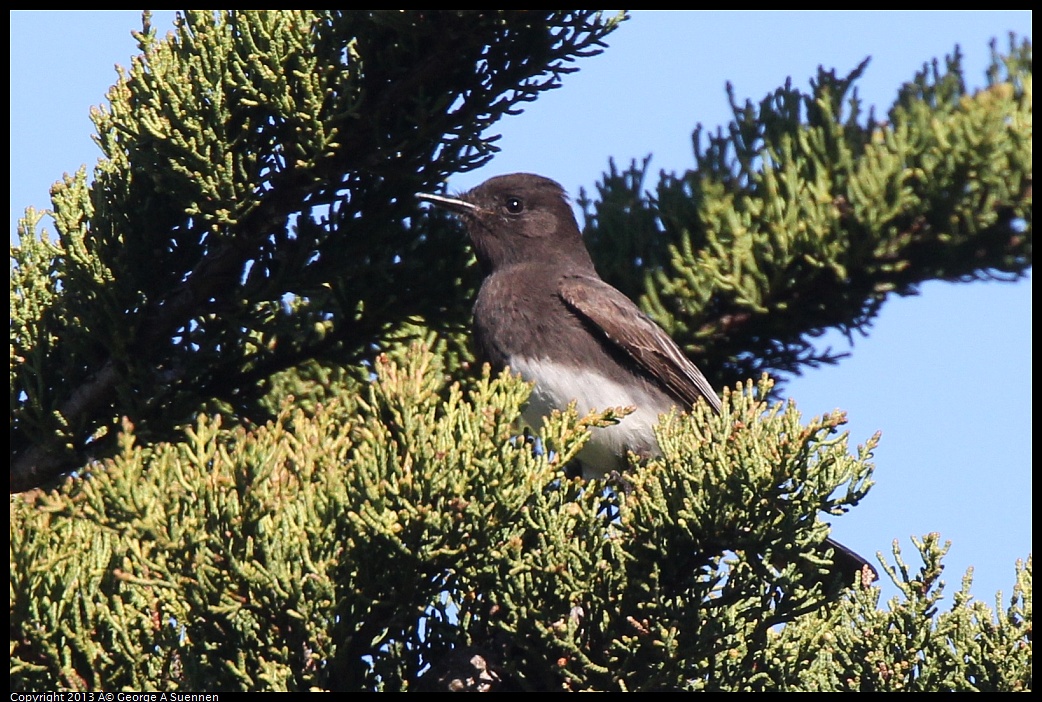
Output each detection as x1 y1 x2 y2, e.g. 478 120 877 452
581 38 1031 389
11 9 623 491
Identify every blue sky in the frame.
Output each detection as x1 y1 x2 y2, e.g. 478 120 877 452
10 11 1031 605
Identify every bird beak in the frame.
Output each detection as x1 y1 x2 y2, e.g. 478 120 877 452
417 191 479 216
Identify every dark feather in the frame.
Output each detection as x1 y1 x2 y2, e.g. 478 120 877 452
558 273 721 414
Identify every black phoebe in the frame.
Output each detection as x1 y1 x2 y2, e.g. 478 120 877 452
419 173 872 582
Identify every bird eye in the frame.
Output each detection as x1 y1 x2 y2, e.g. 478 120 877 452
505 197 524 214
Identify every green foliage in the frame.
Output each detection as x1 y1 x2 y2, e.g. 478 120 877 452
581 37 1031 389
768 538 1032 692
10 348 559 690
10 9 624 491
10 346 1029 690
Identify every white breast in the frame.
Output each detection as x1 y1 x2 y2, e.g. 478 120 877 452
508 357 673 478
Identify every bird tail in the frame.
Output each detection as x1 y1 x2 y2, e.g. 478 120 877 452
824 536 876 585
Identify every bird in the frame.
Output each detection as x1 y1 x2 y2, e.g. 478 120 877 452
418 172 873 583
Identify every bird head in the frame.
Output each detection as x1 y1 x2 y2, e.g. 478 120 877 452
418 173 593 273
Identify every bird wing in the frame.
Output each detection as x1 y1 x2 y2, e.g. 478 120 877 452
558 274 722 413
561 274 875 581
